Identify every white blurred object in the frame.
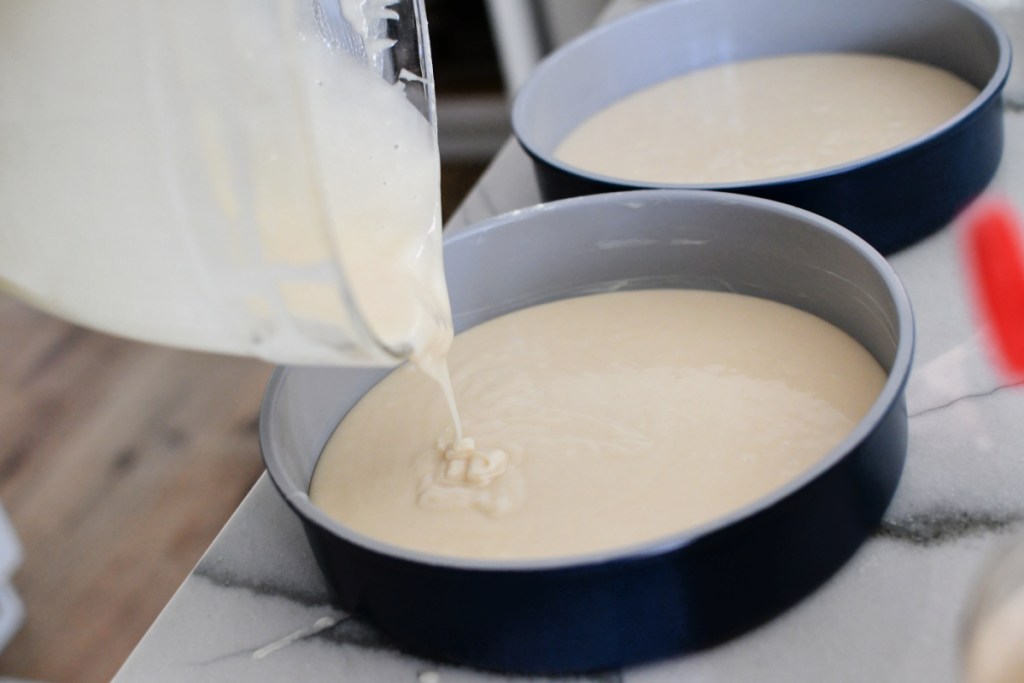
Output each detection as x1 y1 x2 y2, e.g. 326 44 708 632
0 503 23 653
962 533 1024 683
0 585 24 655
976 0 1024 102
482 0 608 94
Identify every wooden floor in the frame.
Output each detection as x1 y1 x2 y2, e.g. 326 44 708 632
0 164 486 682
0 292 272 683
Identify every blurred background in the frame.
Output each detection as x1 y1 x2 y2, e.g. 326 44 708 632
0 1 611 681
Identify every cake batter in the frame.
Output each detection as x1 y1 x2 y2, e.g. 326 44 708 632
555 53 978 184
310 289 887 560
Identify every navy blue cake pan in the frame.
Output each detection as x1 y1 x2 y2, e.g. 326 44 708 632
511 0 1010 254
260 190 914 674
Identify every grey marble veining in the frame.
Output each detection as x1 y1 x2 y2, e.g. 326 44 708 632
113 8 1024 675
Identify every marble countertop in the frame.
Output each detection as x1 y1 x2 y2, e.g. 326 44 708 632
114 26 1024 683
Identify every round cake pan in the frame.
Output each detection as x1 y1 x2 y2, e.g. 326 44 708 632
511 0 1010 255
260 190 914 674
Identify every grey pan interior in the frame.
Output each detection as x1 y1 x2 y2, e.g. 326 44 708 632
260 190 914 570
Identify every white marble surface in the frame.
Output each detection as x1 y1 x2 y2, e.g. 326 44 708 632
113 22 1024 683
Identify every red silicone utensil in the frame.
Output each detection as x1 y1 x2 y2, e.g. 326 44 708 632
963 197 1024 379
